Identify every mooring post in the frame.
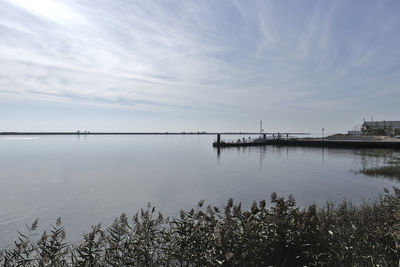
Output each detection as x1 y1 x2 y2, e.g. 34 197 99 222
217 134 221 143
263 133 266 140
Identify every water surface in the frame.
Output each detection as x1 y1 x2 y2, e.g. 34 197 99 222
0 135 398 246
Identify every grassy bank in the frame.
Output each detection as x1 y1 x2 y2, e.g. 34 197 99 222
2 189 400 266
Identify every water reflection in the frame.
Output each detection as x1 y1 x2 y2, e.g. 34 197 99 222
216 145 336 169
215 145 400 179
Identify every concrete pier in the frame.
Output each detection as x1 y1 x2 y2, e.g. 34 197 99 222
213 138 400 149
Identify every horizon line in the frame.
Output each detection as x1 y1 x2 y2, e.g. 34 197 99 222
0 131 311 136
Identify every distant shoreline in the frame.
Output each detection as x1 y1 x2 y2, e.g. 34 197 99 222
0 132 308 136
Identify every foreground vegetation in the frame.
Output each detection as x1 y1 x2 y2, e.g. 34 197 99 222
2 189 400 266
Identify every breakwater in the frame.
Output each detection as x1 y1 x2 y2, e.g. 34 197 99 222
213 138 400 149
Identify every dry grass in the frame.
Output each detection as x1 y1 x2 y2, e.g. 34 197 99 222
2 188 400 266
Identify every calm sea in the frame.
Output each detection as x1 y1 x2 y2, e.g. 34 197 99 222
0 134 399 247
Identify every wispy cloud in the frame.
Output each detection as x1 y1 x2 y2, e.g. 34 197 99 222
0 0 399 131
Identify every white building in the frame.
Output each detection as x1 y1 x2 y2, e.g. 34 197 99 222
362 121 400 136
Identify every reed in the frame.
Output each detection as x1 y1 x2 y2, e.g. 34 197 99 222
360 165 400 179
1 189 400 266
359 154 400 180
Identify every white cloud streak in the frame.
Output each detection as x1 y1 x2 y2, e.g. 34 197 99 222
0 0 399 130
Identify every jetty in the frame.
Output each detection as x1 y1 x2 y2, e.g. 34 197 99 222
213 135 400 149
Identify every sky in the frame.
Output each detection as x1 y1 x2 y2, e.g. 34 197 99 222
0 0 399 133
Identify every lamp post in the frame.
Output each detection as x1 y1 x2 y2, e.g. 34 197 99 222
322 128 325 140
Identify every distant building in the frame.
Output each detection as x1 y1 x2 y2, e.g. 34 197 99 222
362 121 400 136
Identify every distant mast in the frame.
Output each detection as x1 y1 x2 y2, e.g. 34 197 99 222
259 120 263 137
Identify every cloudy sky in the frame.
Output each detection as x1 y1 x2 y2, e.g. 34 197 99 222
0 0 399 133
